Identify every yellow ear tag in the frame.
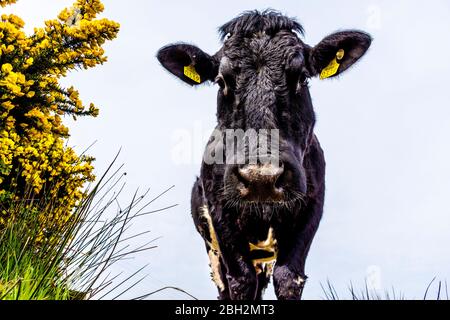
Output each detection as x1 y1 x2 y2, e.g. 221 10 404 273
184 65 201 83
320 49 345 80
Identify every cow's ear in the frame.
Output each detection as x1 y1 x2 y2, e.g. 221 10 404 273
308 31 372 80
157 43 218 86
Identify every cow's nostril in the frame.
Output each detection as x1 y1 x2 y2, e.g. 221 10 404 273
237 163 284 186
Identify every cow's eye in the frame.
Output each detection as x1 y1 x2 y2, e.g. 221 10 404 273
299 73 309 86
296 71 310 94
215 75 226 89
215 74 229 96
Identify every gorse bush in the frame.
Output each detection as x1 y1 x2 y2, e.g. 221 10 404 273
0 0 119 229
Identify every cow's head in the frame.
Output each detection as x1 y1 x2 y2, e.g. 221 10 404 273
158 10 371 208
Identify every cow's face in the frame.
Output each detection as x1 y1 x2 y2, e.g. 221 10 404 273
158 11 371 207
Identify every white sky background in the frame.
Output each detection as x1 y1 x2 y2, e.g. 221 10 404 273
3 0 450 299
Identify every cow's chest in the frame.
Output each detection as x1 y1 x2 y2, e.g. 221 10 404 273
200 205 279 291
248 227 278 275
233 207 281 275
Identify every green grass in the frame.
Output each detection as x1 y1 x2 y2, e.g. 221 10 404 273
0 198 74 299
0 157 177 300
321 278 449 300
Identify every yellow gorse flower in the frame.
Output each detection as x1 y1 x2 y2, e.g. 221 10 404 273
0 0 17 8
0 0 119 230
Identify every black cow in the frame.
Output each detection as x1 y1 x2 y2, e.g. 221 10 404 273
157 10 371 300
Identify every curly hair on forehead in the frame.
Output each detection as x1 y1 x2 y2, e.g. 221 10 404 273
218 9 305 41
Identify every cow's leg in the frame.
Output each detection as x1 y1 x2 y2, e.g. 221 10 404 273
273 137 326 300
255 270 271 300
273 198 324 300
223 255 258 300
217 258 230 299
191 180 230 299
273 263 307 300
202 239 230 299
211 207 258 300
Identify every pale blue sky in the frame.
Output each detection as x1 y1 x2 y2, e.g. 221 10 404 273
4 0 450 299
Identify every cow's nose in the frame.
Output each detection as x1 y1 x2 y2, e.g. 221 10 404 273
238 163 284 186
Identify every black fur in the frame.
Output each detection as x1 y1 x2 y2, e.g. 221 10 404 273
158 10 371 300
